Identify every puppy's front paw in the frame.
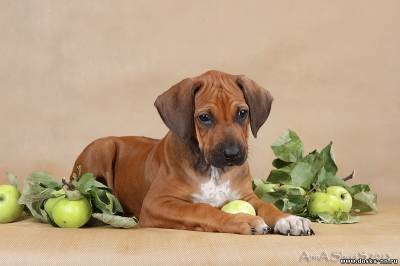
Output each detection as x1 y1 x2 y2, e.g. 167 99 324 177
273 215 314 236
224 214 271 235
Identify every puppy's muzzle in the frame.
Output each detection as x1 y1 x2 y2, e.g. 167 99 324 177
210 140 247 168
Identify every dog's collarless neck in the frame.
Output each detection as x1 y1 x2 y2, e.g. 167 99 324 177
165 132 210 174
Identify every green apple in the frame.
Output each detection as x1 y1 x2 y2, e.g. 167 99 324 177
0 184 24 223
52 197 92 228
308 192 343 216
221 200 256 216
279 184 306 196
308 186 353 217
44 195 65 218
326 186 352 212
254 183 280 198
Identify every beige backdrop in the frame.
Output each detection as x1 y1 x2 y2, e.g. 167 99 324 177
0 1 399 203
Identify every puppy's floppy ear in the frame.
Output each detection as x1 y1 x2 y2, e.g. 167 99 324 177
154 78 201 141
236 75 273 138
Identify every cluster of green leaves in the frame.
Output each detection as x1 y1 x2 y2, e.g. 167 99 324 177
18 171 137 228
74 172 123 214
254 129 378 224
18 172 62 223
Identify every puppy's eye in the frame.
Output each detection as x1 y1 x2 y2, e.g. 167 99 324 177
198 113 212 124
237 109 248 120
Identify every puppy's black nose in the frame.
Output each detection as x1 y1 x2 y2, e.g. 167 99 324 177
223 146 241 160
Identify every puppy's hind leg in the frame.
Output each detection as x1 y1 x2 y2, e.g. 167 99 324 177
71 137 118 190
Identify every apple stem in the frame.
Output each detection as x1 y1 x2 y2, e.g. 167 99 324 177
342 170 355 182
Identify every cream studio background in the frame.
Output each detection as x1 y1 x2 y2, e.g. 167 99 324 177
0 1 399 205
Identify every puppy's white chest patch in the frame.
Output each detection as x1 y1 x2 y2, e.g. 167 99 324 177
191 166 239 207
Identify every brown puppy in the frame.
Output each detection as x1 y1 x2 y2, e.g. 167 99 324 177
72 70 313 235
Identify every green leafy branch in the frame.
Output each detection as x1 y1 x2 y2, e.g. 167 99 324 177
17 169 137 228
254 129 378 224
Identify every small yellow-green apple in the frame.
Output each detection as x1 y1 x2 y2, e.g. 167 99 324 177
221 200 256 216
308 186 352 216
254 183 280 198
52 197 92 228
44 196 65 218
326 186 352 212
0 184 23 223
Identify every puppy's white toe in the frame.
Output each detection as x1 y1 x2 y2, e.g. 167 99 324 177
273 215 314 236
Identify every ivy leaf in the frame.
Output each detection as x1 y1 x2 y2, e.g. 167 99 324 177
24 200 50 223
6 172 19 189
282 187 306 196
261 189 306 215
92 213 138 228
316 167 347 189
261 190 286 203
267 152 321 189
252 179 264 190
29 171 61 189
289 161 315 189
18 186 55 205
348 184 371 196
319 142 338 175
91 189 113 214
75 172 96 193
272 159 291 169
317 212 360 224
18 173 61 223
274 198 290 212
18 174 61 205
92 180 110 190
109 192 123 213
347 183 376 214
271 129 304 162
74 173 124 214
274 196 306 215
286 194 307 215
267 169 291 184
352 191 378 213
302 150 323 173
90 188 123 214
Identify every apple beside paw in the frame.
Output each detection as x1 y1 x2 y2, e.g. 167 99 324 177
221 200 256 216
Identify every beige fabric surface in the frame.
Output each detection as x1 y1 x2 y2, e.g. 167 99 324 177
0 0 399 202
0 203 399 265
